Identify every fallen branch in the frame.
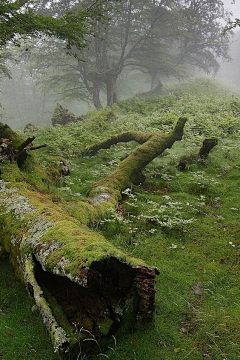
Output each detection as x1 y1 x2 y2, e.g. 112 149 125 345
18 136 36 152
29 144 47 150
0 117 187 358
0 124 48 168
83 131 152 156
88 117 187 201
177 137 218 171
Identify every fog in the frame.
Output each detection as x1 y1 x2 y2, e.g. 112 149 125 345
1 0 240 128
215 1 240 89
217 31 240 91
223 0 240 19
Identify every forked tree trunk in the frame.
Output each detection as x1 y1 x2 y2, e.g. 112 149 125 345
0 118 187 358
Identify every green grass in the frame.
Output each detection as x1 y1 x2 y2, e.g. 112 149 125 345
0 257 60 360
1 78 240 360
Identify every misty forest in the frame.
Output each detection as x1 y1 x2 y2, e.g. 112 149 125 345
0 1 240 360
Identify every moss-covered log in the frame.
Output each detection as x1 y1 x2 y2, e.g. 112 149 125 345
177 137 218 171
0 123 46 168
0 118 187 358
83 131 153 156
198 138 218 158
88 117 187 202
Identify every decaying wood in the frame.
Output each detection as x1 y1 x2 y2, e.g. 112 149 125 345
177 137 218 171
198 138 218 158
0 124 47 168
0 118 187 358
18 136 36 152
51 104 85 126
29 144 47 150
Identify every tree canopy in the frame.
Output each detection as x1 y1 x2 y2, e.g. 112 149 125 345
25 0 231 109
0 0 233 114
224 18 240 32
0 0 106 49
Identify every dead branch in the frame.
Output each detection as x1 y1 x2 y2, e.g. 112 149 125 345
18 136 36 152
83 131 152 156
178 137 218 171
29 144 47 150
0 117 187 358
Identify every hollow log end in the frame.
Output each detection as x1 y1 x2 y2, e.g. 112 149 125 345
30 255 159 357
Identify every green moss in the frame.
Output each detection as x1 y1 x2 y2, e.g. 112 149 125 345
1 162 24 182
45 162 61 183
24 257 70 352
87 118 186 212
0 257 60 360
83 131 152 155
42 286 79 343
0 122 24 148
97 317 114 336
39 220 144 274
0 122 48 189
2 79 240 360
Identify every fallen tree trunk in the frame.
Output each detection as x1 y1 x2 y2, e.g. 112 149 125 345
0 118 187 358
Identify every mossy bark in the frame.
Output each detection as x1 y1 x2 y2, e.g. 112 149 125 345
177 137 218 171
198 138 218 158
87 117 187 208
83 131 152 156
0 118 187 358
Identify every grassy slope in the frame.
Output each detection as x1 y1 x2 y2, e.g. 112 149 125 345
0 258 59 360
1 78 240 360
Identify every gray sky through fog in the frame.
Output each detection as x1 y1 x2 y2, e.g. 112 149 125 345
224 0 240 18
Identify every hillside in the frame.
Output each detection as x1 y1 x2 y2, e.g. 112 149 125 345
0 78 239 360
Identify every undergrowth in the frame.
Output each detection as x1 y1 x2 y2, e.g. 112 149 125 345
1 78 240 360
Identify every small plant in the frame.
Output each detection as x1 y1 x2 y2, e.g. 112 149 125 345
72 324 117 360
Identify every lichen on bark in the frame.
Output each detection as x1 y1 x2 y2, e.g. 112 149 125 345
0 117 187 358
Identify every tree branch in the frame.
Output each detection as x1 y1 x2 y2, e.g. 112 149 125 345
18 136 35 152
177 137 218 171
82 131 152 156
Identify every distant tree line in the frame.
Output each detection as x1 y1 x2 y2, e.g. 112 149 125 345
0 0 233 111
23 0 232 109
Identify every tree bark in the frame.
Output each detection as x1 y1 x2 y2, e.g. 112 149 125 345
177 137 218 171
105 75 118 107
82 131 152 156
198 138 218 159
0 117 187 358
92 85 102 110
